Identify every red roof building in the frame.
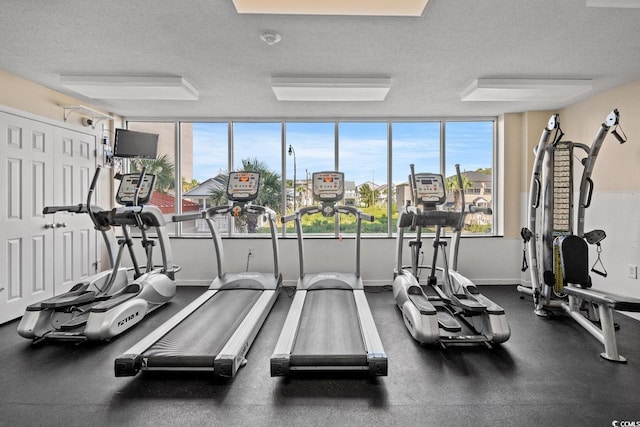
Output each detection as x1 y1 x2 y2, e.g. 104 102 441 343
149 192 201 214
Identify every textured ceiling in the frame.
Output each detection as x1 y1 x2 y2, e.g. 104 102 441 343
1 0 639 119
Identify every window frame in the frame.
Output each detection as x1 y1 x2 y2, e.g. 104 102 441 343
124 117 498 238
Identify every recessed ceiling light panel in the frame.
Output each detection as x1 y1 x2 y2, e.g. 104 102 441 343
60 75 199 100
586 0 640 8
271 77 391 101
461 78 593 102
232 0 429 17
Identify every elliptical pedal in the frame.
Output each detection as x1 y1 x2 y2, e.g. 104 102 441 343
436 310 462 332
59 311 91 330
450 294 486 313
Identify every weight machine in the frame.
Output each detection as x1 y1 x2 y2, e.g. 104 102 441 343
518 109 640 362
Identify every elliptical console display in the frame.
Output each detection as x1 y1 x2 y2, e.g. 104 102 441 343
413 173 446 206
116 174 157 206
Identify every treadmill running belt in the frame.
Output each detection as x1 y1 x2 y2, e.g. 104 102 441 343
143 289 262 368
291 289 366 366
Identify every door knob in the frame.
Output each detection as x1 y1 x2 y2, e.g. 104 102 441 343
44 223 55 229
55 222 68 228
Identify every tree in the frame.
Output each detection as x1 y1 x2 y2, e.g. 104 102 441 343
446 174 472 210
130 155 175 193
182 177 200 192
358 183 379 208
208 158 282 232
240 158 281 214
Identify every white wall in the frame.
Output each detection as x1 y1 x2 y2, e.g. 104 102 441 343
559 81 640 320
167 236 522 287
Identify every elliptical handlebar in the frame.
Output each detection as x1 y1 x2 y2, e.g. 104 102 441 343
409 163 418 207
86 165 102 230
469 205 492 215
132 166 148 208
43 204 88 215
454 164 465 214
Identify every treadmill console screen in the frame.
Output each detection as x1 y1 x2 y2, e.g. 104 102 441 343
116 173 157 206
312 171 345 202
413 173 446 205
227 171 260 202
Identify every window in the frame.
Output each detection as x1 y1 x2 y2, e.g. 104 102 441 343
180 122 228 235
285 122 335 234
444 121 494 234
125 122 177 235
391 122 441 233
122 118 496 237
338 122 388 235
232 122 282 235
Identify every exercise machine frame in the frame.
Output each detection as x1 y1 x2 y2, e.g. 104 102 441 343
392 164 510 346
517 109 640 362
18 166 178 342
115 171 281 378
271 171 387 376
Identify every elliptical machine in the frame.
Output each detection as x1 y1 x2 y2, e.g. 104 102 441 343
518 109 640 362
392 164 510 346
17 166 178 342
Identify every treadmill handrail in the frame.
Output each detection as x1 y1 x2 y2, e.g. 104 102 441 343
173 211 205 222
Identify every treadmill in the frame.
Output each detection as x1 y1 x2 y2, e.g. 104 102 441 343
270 171 387 376
115 171 282 378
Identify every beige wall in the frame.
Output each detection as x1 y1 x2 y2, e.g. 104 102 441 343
559 80 640 191
0 69 123 208
0 69 119 129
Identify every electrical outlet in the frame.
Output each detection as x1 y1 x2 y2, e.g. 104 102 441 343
627 265 637 279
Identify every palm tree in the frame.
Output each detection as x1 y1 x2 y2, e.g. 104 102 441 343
130 154 175 194
182 177 200 192
207 158 282 232
240 158 281 214
446 174 472 210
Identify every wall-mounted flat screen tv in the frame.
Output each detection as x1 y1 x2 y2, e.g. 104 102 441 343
113 128 158 159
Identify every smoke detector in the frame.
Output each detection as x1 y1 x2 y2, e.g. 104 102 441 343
259 31 281 45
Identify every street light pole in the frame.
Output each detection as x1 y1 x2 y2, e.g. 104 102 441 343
288 144 296 211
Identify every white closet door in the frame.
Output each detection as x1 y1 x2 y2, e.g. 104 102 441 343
0 112 55 324
51 127 98 295
0 109 99 324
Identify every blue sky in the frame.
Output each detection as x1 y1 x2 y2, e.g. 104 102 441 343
191 121 493 185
